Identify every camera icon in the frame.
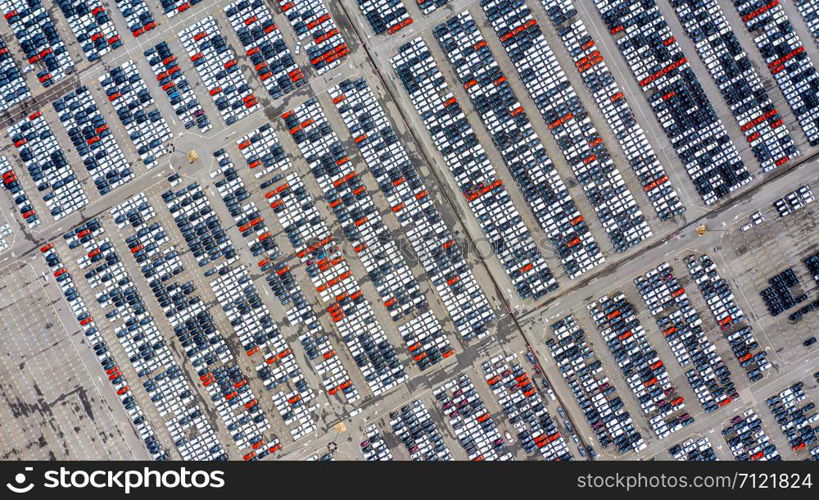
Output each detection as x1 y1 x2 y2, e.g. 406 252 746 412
6 467 34 494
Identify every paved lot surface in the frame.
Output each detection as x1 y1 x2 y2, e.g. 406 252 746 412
0 0 816 461
0 263 145 459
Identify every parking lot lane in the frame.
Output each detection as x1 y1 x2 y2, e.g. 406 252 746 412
725 0 819 146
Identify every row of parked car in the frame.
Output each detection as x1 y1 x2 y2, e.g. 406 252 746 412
285 97 426 321
774 184 815 217
40 239 168 460
65 217 227 460
795 0 819 46
360 424 393 460
0 221 11 253
0 156 39 227
72 226 163 374
211 149 280 274
256 127 407 397
740 210 766 232
208 254 280 356
235 126 361 403
275 0 349 74
787 296 819 324
588 293 690 439
766 381 818 454
164 180 237 267
115 194 264 459
544 0 685 221
145 42 212 132
116 192 230 362
480 1 653 254
433 373 512 461
209 150 320 436
795 251 819 324
548 315 645 454
330 78 495 340
166 406 225 461
417 0 449 14
670 0 798 173
113 0 155 37
390 399 453 460
592 0 752 205
722 410 780 461
0 37 29 110
161 0 200 18
151 186 283 459
225 0 305 100
116 194 203 329
483 355 572 459
236 124 290 180
634 262 737 413
398 310 453 371
504 4 662 249
55 0 122 61
234 131 300 254
54 85 132 195
391 38 558 300
203 363 281 461
1 0 74 87
236 123 290 177
686 254 747 330
669 436 716 461
805 251 819 287
179 16 259 126
434 12 606 280
276 259 362 402
9 110 88 219
271 384 317 442
688 253 772 379
732 0 819 146
760 267 808 316
729 326 772 382
99 61 172 168
356 0 412 35
112 191 156 226
211 264 317 441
